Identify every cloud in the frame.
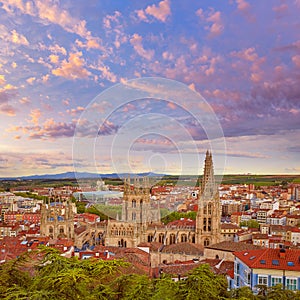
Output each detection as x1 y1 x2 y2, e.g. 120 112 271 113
103 11 122 29
0 151 80 175
273 3 288 18
28 108 41 125
292 55 300 67
52 52 91 80
0 84 18 116
48 43 67 55
28 118 76 139
98 120 119 136
49 54 59 64
92 62 117 83
206 11 224 37
0 104 16 116
235 0 254 21
66 106 85 116
0 25 29 47
231 47 258 61
10 29 29 45
2 0 91 39
145 0 171 22
196 8 224 37
0 75 6 85
26 77 36 85
236 0 250 12
130 33 154 60
19 97 30 105
136 0 170 23
75 38 104 51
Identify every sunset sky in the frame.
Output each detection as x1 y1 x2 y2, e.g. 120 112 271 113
0 0 299 177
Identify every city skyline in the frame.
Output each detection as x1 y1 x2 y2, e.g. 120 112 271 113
0 0 299 177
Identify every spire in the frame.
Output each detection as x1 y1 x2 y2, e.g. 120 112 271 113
201 150 216 197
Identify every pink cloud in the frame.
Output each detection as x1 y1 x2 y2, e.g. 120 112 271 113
52 52 91 80
28 109 42 125
145 0 171 22
130 33 154 60
236 0 250 12
292 55 300 68
0 104 16 116
231 47 258 61
196 8 224 37
66 106 85 116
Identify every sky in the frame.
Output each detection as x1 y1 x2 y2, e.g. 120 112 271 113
0 0 299 177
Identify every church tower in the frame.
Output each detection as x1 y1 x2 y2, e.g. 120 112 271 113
196 150 221 247
40 198 75 240
122 177 152 224
106 177 159 248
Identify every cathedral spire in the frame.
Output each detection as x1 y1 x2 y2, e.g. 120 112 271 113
201 150 215 196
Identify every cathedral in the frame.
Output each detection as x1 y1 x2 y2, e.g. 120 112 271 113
103 150 221 248
40 151 221 249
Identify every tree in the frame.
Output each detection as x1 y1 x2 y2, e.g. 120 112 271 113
113 274 153 300
152 274 182 300
179 264 228 300
231 286 257 299
240 220 260 229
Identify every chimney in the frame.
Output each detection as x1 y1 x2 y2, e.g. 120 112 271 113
279 248 286 259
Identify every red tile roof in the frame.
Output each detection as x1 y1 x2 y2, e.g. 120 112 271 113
166 218 196 228
206 241 262 252
161 242 203 255
234 248 300 271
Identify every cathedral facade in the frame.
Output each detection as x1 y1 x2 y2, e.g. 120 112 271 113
103 150 221 248
40 151 221 249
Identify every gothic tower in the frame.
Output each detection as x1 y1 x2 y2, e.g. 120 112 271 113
40 198 75 240
122 177 152 224
105 177 159 248
196 150 221 247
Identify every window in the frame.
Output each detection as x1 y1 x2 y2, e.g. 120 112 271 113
159 233 164 244
181 234 187 242
169 234 176 245
235 262 240 273
258 275 268 286
204 238 210 246
272 259 279 266
271 277 282 286
260 260 266 264
132 200 136 208
286 278 297 291
235 275 240 287
244 270 251 284
132 212 136 221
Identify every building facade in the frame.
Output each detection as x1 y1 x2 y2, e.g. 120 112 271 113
231 248 300 292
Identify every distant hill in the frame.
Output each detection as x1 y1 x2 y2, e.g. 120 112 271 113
0 171 167 181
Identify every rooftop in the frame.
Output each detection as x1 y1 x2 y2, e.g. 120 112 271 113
234 248 300 271
205 241 262 252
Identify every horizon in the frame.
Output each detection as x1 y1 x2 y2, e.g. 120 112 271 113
0 1 299 177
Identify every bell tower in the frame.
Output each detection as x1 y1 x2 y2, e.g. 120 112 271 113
196 150 221 247
40 198 75 240
122 177 152 224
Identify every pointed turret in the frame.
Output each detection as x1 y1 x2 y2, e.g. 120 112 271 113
196 150 221 247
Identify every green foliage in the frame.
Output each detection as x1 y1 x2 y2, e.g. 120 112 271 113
231 286 256 299
14 191 49 201
180 264 228 300
240 219 260 229
2 250 300 300
161 211 197 224
151 275 182 300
